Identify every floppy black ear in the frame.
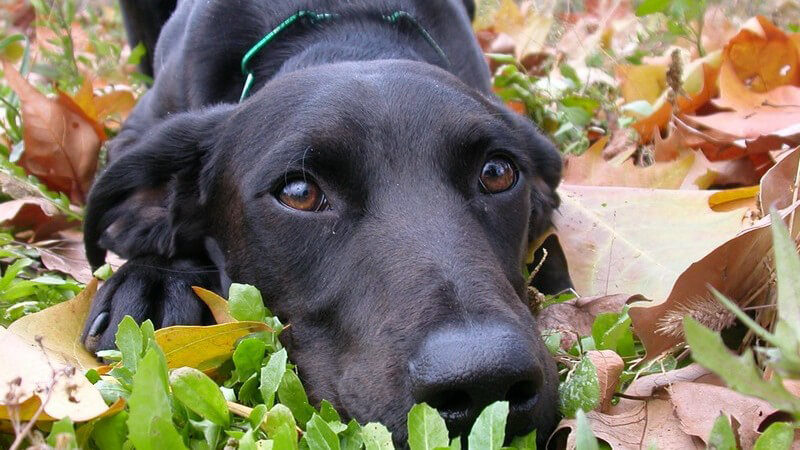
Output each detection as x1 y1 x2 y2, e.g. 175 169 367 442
84 105 233 269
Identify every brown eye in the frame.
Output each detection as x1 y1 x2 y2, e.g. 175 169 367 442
479 157 517 193
278 179 328 211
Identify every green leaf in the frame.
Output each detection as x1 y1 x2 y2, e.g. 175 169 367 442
47 417 77 449
771 211 800 344
170 367 231 427
407 403 449 450
683 317 800 416
574 410 599 450
591 309 634 355
239 429 258 450
250 404 269 429
467 401 509 450
261 349 288 408
708 415 736 450
265 404 299 450
754 422 794 450
234 337 267 380
510 429 537 450
127 347 187 450
559 356 600 418
319 400 341 423
91 411 128 449
93 263 113 281
635 0 670 16
115 316 143 373
228 283 267 322
361 423 395 450
340 420 364 450
278 369 315 427
306 414 341 450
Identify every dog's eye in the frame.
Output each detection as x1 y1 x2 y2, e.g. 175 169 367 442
479 156 517 193
277 179 328 212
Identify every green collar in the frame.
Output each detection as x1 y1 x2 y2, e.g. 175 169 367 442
239 10 451 101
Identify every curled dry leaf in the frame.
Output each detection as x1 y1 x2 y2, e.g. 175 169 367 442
669 382 779 449
554 185 752 301
192 286 236 324
7 279 100 370
586 350 623 413
538 293 640 350
0 325 110 422
3 62 102 205
620 363 719 400
35 230 125 283
760 147 799 212
0 197 71 240
630 201 800 357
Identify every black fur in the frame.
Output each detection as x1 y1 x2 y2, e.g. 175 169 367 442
87 0 570 444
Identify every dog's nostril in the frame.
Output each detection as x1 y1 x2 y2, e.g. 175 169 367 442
505 380 537 407
427 389 471 416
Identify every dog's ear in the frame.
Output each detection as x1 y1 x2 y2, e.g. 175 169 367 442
84 105 233 269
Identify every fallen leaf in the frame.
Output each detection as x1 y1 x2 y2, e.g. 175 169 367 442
760 147 799 211
34 230 124 283
0 197 72 239
621 364 719 399
617 64 667 104
490 0 554 58
538 294 641 350
3 62 101 204
554 185 751 301
0 325 109 422
669 382 778 448
193 286 236 324
586 350 623 413
155 321 272 371
7 279 100 370
630 201 800 357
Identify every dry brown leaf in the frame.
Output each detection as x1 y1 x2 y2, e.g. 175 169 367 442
554 185 751 301
620 364 719 399
33 230 124 283
3 62 102 205
630 201 800 357
0 325 108 422
538 294 640 350
760 147 799 211
587 350 624 413
0 197 72 239
490 0 553 58
7 279 100 371
669 382 778 448
555 400 701 450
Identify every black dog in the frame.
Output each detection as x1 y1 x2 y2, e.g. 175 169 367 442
82 0 570 444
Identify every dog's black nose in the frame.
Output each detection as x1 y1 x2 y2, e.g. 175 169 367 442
408 324 544 438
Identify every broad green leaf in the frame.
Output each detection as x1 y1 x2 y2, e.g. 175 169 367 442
510 429 537 450
272 422 299 450
591 308 634 356
754 422 794 450
249 404 269 429
306 414 341 450
233 337 267 380
261 349 288 408
771 211 800 345
340 420 364 450
635 0 670 16
240 373 262 405
229 283 267 322
559 356 600 417
408 403 449 450
708 415 736 450
362 423 394 450
240 430 258 450
278 369 315 427
170 367 231 427
91 411 128 450
574 410 599 450
115 316 143 372
683 317 800 416
265 404 298 439
467 401 509 450
47 417 77 449
320 400 342 423
127 348 187 450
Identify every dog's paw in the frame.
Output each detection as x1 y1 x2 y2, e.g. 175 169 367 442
82 256 217 353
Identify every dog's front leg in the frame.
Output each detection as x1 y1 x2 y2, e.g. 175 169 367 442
82 255 219 353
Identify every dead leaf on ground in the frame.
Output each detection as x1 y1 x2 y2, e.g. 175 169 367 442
587 350 624 413
630 201 800 357
155 321 272 371
192 286 236 324
7 279 100 370
0 197 72 239
669 382 778 448
554 185 752 301
3 62 102 205
0 325 110 422
538 293 641 350
34 230 125 283
760 147 799 211
620 363 719 399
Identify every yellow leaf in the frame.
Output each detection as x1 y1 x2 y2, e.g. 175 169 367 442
156 322 272 371
192 286 236 324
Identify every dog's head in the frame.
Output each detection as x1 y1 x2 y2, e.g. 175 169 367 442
85 60 564 443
